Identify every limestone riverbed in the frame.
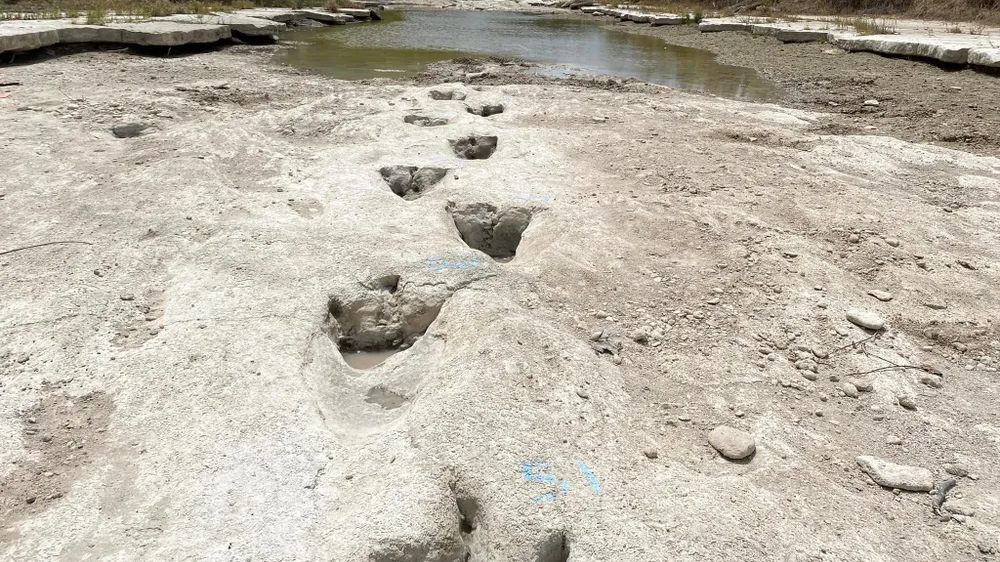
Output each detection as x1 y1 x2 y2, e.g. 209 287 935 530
2 6 1000 562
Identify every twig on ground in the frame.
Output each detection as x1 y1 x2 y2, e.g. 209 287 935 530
0 241 93 256
0 81 21 87
829 333 880 356
846 364 931 377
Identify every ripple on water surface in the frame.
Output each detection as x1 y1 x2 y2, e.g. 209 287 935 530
279 9 780 100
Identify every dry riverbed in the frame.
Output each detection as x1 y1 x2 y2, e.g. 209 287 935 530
1 36 1000 561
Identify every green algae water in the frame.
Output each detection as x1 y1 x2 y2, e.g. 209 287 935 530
279 10 779 100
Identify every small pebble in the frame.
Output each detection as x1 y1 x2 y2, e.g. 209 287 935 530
643 448 659 459
897 395 917 410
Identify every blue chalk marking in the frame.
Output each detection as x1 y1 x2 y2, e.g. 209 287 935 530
523 462 557 483
524 463 570 502
576 460 601 494
426 255 487 272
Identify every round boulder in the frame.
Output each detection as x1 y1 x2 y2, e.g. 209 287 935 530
708 426 756 460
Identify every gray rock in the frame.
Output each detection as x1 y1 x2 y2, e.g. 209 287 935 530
336 8 373 18
631 329 649 344
848 377 873 392
944 499 976 517
897 395 917 410
919 373 943 388
295 10 354 24
642 447 658 459
945 463 969 477
841 382 859 398
868 289 893 302
429 86 467 101
846 309 885 331
863 99 880 107
708 426 756 460
886 435 902 445
856 455 933 491
112 123 149 138
924 301 948 310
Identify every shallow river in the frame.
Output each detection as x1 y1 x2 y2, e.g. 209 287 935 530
279 10 779 100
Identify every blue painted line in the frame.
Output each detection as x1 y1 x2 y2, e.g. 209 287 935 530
577 460 601 494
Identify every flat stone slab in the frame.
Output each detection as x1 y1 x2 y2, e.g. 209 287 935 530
295 10 354 24
969 47 1000 67
1 19 231 53
832 34 983 65
699 20 751 33
857 456 934 491
651 15 684 26
0 21 61 53
336 8 372 18
156 13 284 36
776 28 832 43
114 21 231 47
233 8 300 23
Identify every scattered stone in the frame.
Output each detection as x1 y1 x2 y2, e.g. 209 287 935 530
849 378 873 392
576 387 590 399
848 233 860 243
631 329 649 344
863 99 880 107
677 414 691 422
856 455 933 491
868 289 893 302
112 123 149 139
945 464 969 478
919 373 943 388
643 448 659 459
884 237 901 247
897 395 917 410
841 382 859 398
886 435 902 445
956 259 977 270
846 310 885 331
25 496 36 504
707 426 756 460
14 353 29 364
801 371 818 382
794 358 818 373
944 499 976 517
429 86 467 100
706 297 720 305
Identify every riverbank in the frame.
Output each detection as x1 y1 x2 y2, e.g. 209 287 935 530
607 19 1000 155
3 8 1000 562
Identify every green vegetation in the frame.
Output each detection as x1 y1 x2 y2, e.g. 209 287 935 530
84 6 104 22
832 15 898 34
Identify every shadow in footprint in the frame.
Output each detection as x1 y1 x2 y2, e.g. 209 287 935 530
326 274 446 369
448 202 533 262
449 135 497 160
466 104 505 118
405 114 451 127
380 166 449 200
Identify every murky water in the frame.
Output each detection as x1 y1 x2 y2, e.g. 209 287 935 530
279 10 779 100
341 349 401 369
